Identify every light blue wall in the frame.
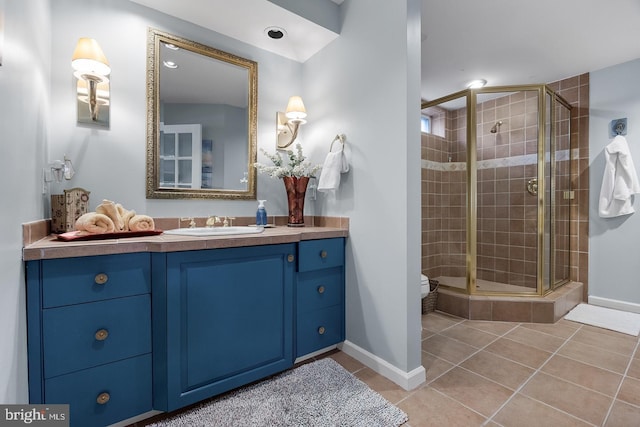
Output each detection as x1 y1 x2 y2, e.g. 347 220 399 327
0 0 51 404
589 58 640 309
304 0 423 374
1 0 423 402
1 0 305 403
48 0 304 217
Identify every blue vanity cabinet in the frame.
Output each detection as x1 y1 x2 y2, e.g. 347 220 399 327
25 235 346 424
295 238 345 358
25 253 153 427
153 243 296 411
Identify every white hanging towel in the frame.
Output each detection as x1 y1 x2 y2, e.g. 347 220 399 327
317 141 349 192
599 135 640 218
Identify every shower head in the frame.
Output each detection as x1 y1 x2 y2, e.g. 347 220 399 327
490 121 503 134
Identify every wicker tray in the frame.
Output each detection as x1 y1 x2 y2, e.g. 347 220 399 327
421 279 439 314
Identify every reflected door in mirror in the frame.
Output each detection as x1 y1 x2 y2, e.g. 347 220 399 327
160 124 202 189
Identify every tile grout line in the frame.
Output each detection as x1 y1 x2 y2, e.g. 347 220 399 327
601 335 640 426
422 313 637 426
483 323 599 426
420 321 523 423
428 386 491 423
409 316 521 421
553 326 638 376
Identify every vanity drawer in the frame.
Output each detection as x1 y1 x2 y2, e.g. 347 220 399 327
296 305 343 356
43 295 151 379
45 354 152 427
297 238 344 272
42 253 151 308
297 267 343 311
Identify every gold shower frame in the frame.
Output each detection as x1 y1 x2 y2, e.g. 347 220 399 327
421 84 573 297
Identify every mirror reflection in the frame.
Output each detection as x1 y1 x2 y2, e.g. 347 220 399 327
146 28 257 199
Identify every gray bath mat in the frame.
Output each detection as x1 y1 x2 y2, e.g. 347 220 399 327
149 357 408 427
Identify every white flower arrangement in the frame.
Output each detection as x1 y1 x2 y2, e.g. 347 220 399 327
254 144 322 179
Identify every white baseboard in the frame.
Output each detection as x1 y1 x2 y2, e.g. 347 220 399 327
294 344 338 364
338 340 426 391
588 296 640 314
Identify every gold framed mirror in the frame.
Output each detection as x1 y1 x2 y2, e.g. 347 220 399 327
146 28 257 199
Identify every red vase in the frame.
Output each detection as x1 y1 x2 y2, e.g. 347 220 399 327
283 176 309 227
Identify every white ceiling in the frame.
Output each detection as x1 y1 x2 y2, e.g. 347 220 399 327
421 0 640 101
129 0 340 62
130 0 640 102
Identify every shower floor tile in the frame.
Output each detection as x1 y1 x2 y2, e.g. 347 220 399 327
435 275 535 293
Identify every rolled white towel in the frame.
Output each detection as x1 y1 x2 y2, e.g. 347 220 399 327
74 212 115 234
117 204 136 231
129 214 155 231
96 199 126 231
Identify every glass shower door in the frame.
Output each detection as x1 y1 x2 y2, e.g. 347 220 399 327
474 90 539 294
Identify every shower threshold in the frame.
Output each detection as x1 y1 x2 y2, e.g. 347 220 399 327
432 280 583 323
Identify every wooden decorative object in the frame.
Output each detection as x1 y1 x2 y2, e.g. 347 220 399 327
51 187 90 233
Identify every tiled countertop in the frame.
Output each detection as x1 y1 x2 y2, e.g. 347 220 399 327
23 217 348 261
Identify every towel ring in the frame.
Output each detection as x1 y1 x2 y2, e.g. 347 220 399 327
329 134 346 152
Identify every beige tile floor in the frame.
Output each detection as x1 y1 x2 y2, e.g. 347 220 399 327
134 310 640 427
325 311 640 427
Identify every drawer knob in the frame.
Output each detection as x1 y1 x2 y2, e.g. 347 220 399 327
318 326 326 335
94 273 108 285
320 250 328 259
96 392 110 405
95 329 109 341
317 285 325 294
287 254 295 263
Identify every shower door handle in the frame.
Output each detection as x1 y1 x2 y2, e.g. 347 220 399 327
527 178 538 196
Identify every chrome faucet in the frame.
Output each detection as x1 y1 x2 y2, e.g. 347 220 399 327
206 216 221 228
180 217 196 228
205 215 235 227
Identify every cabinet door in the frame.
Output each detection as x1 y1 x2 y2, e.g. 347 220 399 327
156 244 295 411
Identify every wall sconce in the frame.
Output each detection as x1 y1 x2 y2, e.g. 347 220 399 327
45 156 75 184
71 38 110 126
276 96 307 149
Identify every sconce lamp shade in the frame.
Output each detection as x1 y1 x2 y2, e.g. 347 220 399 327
285 96 307 122
71 38 111 77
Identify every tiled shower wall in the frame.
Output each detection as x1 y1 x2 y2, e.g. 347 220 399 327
421 74 589 295
421 130 467 281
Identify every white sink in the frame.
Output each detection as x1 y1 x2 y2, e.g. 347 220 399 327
163 226 265 236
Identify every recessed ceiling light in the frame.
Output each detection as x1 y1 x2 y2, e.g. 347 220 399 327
163 60 178 69
265 26 287 40
163 43 179 50
467 79 487 89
